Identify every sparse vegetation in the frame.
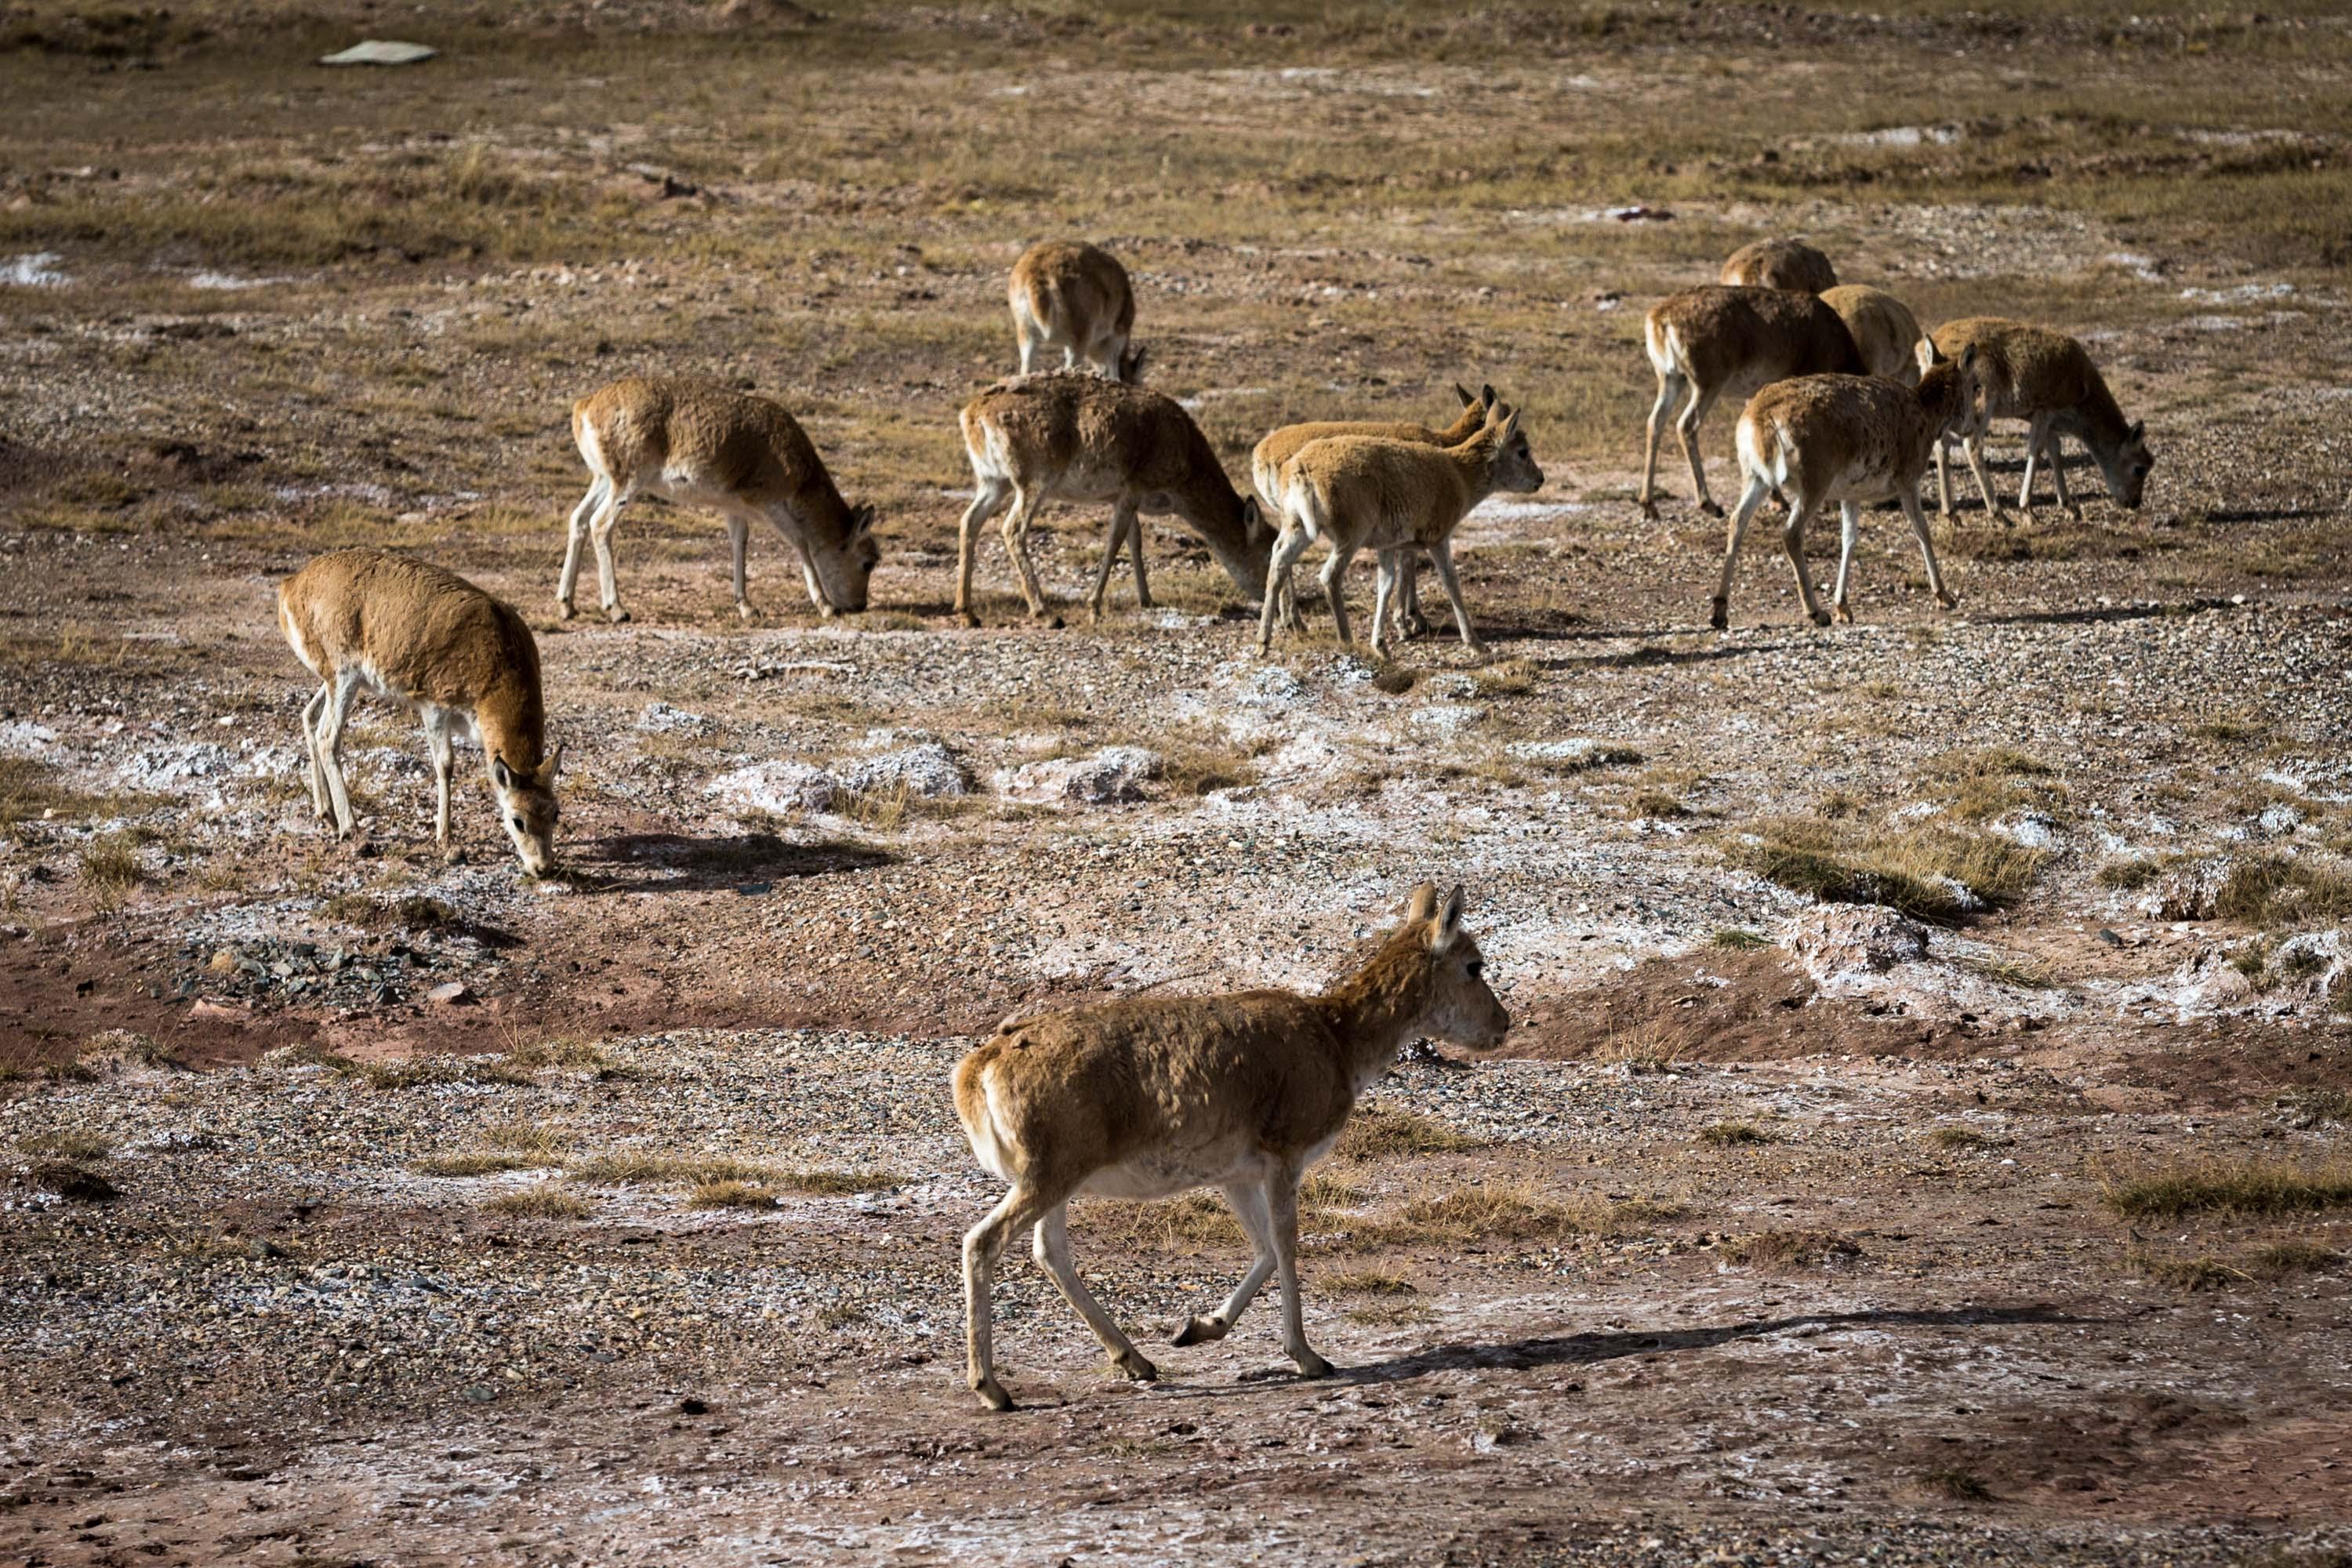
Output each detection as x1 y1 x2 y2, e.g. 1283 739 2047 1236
1932 1127 1998 1151
2103 1160 2352 1218
1728 815 2045 921
18 1129 111 1161
1698 1121 1775 1147
1708 927 1770 951
688 1179 779 1209
2128 1250 2249 1292
2213 855 2352 928
481 1186 592 1221
1472 658 1536 697
1336 1107 1482 1160
76 833 142 910
1719 1230 1861 1269
412 1150 542 1178
1916 1468 1993 1503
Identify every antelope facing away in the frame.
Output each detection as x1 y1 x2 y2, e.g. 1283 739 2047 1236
955 371 1270 627
559 377 880 625
955 882 1509 1411
1720 238 1839 294
1250 382 1494 640
1639 285 1866 519
1261 400 1542 660
1712 347 1981 630
1820 285 1926 385
279 550 563 877
1926 317 2154 523
1009 240 1143 383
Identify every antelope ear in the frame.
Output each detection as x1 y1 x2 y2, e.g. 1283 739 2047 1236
1428 884 1467 953
2129 419 2145 441
492 754 515 790
1122 345 1150 382
1496 406 1523 445
1480 382 1496 409
851 503 877 535
1406 882 1440 924
1959 343 1978 369
538 743 565 784
1454 381 1475 408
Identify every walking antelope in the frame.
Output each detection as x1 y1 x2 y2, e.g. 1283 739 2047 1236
1250 383 1495 640
1925 317 2154 522
1261 400 1543 659
1008 240 1144 383
1719 238 1839 294
1711 347 1981 630
955 371 1272 627
954 882 1509 1412
278 550 564 877
1638 285 1867 519
558 377 880 625
1820 285 1927 385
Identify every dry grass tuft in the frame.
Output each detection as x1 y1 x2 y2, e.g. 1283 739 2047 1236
1341 1182 1685 1251
2129 1250 2249 1293
18 1129 111 1161
1932 1126 1998 1151
1335 1106 1482 1160
1719 1229 1862 1269
782 1167 905 1196
412 1150 539 1178
2103 1160 2352 1218
1709 927 1770 950
1153 728 1262 797
2250 1241 2341 1279
77 833 143 911
1915 1468 1993 1503
1325 1270 1417 1297
2212 855 2352 928
482 1186 592 1221
1727 815 2045 921
1472 658 1537 697
567 1152 787 1188
30 1160 118 1203
501 1035 632 1079
1697 1121 1775 1147
688 1180 780 1209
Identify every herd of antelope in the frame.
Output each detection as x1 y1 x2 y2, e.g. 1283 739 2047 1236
272 234 2155 1409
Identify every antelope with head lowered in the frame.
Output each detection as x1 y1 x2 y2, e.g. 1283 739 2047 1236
1261 399 1543 660
1638 285 1867 520
1711 346 1982 630
558 376 880 625
1719 238 1839 294
1924 317 2154 524
279 550 564 877
1008 240 1144 383
955 371 1271 627
954 882 1510 1411
1251 382 1494 641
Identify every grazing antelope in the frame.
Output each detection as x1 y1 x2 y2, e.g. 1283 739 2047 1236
1008 240 1143 383
1261 401 1542 659
1820 285 1926 385
558 377 880 625
1719 238 1839 295
278 550 563 877
1250 383 1494 640
1711 347 1980 630
1925 317 2154 522
955 371 1270 627
1639 286 1866 520
955 881 1509 1412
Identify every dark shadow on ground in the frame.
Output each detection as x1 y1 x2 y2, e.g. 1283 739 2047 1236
570 832 895 894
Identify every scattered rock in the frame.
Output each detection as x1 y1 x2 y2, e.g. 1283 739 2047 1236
705 760 837 815
840 742 967 799
317 40 438 66
1991 812 2065 851
993 746 1161 807
1780 904 1929 989
426 982 473 1007
638 702 711 735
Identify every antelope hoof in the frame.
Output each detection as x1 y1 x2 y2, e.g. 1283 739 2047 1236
1465 641 1492 660
1136 592 1156 610
818 604 837 620
1174 1315 1229 1347
736 602 757 622
1638 499 1661 522
1699 499 1726 520
1835 601 1856 625
1291 1349 1335 1381
972 1376 1014 1414
1708 597 1730 631
1809 609 1833 628
1938 590 1961 611
604 605 631 625
1114 1350 1159 1382
959 608 981 630
1402 612 1432 640
557 600 576 621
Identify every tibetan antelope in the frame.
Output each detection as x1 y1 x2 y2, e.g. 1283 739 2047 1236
955 881 1509 1411
1638 285 1866 519
1250 382 1495 640
955 371 1271 627
1008 240 1143 383
1261 400 1542 659
1820 285 1927 385
558 377 880 625
278 550 564 877
1926 317 2154 522
1720 238 1839 294
1711 347 1980 630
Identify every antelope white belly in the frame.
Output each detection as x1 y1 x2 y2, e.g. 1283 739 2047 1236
1079 1139 1270 1200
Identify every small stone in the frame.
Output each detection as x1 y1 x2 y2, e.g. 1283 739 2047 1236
427 982 472 1007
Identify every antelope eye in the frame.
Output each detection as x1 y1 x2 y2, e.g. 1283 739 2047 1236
1466 960 1485 978
510 816 525 833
